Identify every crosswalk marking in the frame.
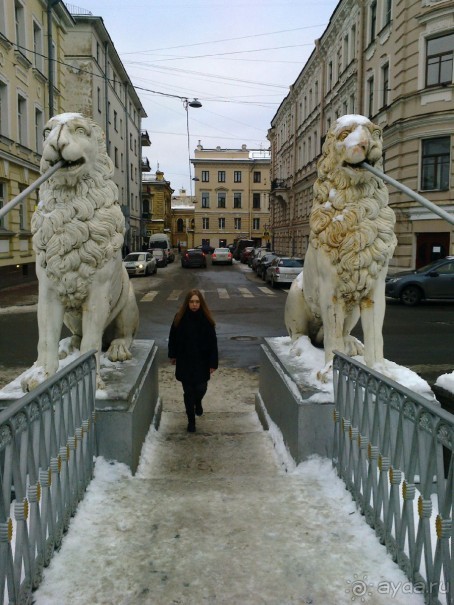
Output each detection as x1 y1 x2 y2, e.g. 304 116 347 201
168 289 183 300
140 291 158 302
140 286 281 303
258 287 276 296
238 287 253 298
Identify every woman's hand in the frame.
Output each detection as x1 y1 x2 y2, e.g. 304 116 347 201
210 368 216 375
170 358 176 365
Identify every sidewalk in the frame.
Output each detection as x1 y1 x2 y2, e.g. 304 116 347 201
32 366 424 605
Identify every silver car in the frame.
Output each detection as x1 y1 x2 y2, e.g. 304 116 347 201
123 252 157 276
265 257 304 288
211 247 233 265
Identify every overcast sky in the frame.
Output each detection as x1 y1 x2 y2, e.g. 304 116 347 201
81 0 339 194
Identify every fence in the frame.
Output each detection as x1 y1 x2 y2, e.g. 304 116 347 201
333 352 453 605
0 351 96 604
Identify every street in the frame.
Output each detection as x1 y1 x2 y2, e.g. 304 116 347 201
1 257 454 390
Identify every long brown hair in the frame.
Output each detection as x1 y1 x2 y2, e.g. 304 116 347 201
173 289 216 327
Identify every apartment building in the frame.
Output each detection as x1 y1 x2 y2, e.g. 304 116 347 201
171 188 196 251
64 12 148 252
192 143 271 250
269 0 454 269
141 170 174 248
0 0 74 286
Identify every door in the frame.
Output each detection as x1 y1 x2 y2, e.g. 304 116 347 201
416 232 450 268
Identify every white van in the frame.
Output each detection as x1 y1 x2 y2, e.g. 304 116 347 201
148 233 175 263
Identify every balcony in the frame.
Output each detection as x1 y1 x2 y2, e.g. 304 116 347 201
141 130 151 146
270 179 289 204
141 157 151 172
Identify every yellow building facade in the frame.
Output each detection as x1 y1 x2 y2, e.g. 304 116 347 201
192 143 271 249
0 0 73 286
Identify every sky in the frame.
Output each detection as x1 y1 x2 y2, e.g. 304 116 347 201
76 0 340 195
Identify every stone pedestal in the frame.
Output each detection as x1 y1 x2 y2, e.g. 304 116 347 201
255 338 334 463
95 340 160 473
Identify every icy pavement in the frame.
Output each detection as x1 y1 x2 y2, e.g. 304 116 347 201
32 366 425 605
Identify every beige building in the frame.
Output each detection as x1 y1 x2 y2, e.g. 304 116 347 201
171 188 196 251
0 0 74 286
64 12 149 252
141 171 174 248
192 143 271 249
269 0 454 269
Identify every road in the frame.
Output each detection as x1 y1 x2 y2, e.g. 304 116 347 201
1 257 454 391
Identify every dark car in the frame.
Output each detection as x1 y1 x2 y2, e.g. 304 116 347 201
257 253 278 280
232 239 254 261
240 246 254 264
196 244 215 254
385 256 454 306
181 248 207 268
149 249 168 268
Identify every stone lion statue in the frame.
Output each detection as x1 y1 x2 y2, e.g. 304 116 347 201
284 115 397 380
22 113 139 391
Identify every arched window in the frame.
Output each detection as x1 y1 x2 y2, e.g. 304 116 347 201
177 218 184 233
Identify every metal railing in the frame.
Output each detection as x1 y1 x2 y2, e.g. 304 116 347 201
333 352 453 605
0 351 96 604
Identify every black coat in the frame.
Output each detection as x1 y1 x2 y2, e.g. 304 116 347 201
168 309 218 383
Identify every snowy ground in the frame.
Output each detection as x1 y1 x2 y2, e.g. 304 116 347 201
31 365 426 605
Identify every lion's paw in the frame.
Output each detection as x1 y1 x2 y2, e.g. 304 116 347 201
20 365 48 393
58 336 81 360
107 340 132 362
344 336 364 357
316 362 333 383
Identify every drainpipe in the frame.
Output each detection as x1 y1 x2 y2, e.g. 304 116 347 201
357 0 366 113
47 0 62 118
104 41 110 153
124 82 131 249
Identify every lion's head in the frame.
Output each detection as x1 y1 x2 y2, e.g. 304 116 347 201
40 112 114 186
32 114 124 308
310 115 396 303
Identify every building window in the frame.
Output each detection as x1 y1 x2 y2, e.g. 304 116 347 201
381 62 389 108
33 22 44 72
114 147 119 168
130 133 133 150
233 192 242 208
384 0 392 26
218 170 225 183
203 217 209 230
253 218 260 230
201 170 209 182
201 192 210 208
421 137 450 191
0 81 7 136
177 218 184 233
114 110 118 131
426 34 454 88
343 34 349 70
219 217 225 229
0 182 5 228
234 171 242 183
234 217 241 230
367 76 374 117
217 192 226 208
14 1 25 49
369 1 377 44
253 193 260 209
17 94 27 146
253 171 261 183
97 87 101 113
328 61 333 90
35 108 44 154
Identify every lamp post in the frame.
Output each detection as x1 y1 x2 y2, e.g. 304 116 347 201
183 98 202 198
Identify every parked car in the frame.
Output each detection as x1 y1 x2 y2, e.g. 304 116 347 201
265 257 304 288
385 256 454 306
123 252 157 277
232 239 254 261
181 248 207 268
150 248 168 268
250 248 270 272
257 253 279 280
211 247 233 265
240 246 255 264
196 243 215 254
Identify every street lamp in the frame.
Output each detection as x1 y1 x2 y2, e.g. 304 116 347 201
183 98 202 199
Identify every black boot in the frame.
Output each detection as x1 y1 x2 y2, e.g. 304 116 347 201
187 419 196 433
195 400 203 416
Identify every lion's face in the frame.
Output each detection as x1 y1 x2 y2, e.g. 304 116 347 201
324 115 383 177
41 113 101 186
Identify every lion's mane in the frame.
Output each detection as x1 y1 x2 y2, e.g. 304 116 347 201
309 128 396 305
32 120 124 309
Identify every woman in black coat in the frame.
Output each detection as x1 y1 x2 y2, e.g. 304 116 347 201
168 289 218 432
